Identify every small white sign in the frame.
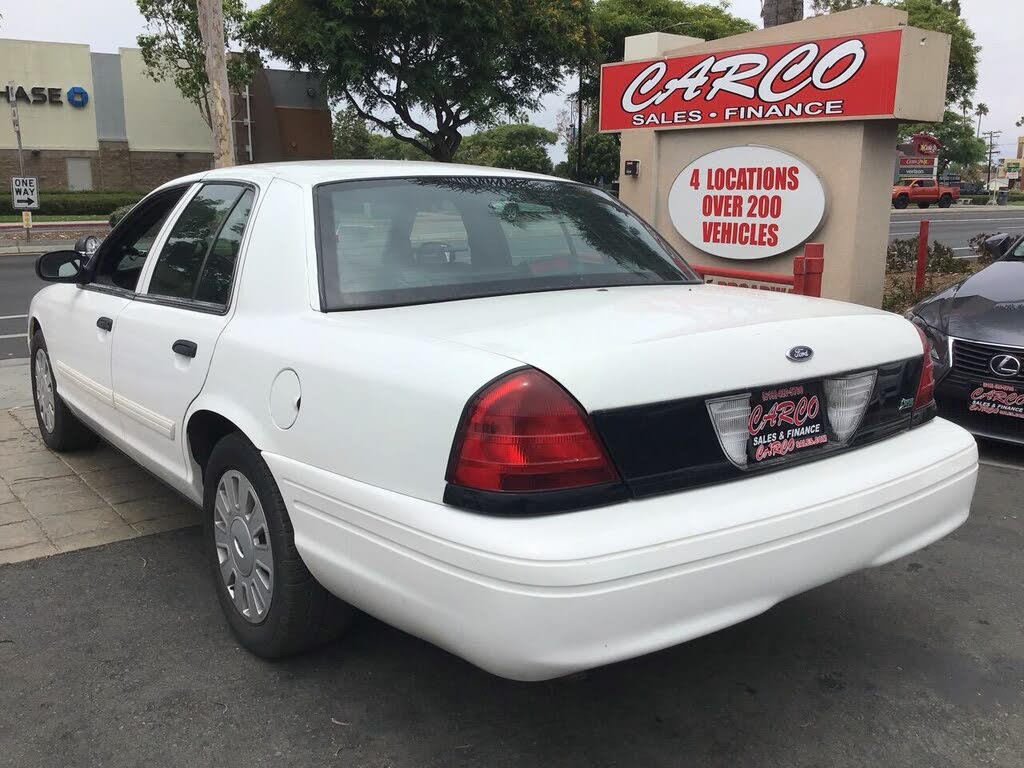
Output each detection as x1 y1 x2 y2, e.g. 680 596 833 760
11 176 39 210
668 146 825 260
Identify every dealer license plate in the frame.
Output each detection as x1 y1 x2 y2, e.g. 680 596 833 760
968 380 1024 421
747 381 830 464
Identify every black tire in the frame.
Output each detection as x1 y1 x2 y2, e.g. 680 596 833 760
29 329 99 452
893 195 909 209
204 432 351 658
938 194 952 208
917 202 930 209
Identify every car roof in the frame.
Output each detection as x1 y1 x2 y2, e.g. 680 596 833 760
154 160 570 193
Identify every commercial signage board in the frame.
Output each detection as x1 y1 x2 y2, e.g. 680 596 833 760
11 176 39 210
667 145 825 260
898 156 936 179
599 30 902 132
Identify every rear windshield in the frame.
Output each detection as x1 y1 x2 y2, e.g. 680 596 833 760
315 176 696 310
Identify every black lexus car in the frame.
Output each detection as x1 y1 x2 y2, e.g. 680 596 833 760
907 233 1024 444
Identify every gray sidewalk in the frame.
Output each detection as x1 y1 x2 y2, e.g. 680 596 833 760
0 362 198 564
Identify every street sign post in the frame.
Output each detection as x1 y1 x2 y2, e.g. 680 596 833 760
11 176 39 210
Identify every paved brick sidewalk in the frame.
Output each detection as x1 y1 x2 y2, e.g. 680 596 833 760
0 405 199 564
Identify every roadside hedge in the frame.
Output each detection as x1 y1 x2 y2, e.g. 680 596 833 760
959 192 1024 206
0 191 143 217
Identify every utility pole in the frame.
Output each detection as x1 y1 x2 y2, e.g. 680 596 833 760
575 70 584 183
197 0 235 167
983 129 1002 194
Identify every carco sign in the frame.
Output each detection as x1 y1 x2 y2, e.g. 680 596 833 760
667 145 825 260
599 30 902 132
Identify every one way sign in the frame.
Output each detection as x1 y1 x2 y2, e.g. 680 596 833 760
11 176 39 210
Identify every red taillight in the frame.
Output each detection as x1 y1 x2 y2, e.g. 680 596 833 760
913 326 935 410
448 369 620 493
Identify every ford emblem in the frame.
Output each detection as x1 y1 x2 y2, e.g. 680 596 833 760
787 346 814 362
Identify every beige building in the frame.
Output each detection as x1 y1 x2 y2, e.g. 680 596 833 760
1 38 333 192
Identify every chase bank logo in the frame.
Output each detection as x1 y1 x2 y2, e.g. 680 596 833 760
66 86 89 108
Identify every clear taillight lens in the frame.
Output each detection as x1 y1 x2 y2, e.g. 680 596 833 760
823 371 876 442
706 394 752 467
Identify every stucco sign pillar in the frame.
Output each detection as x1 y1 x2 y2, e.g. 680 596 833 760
602 6 950 307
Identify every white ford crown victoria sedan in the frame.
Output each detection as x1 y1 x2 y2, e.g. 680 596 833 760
29 161 978 680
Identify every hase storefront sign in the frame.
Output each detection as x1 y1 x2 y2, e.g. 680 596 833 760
600 30 902 132
668 146 825 260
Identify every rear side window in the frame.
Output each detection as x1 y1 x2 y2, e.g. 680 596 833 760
147 183 254 305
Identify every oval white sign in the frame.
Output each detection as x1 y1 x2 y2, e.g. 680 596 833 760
667 145 825 260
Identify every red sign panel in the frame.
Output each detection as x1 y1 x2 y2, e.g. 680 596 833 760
599 30 902 132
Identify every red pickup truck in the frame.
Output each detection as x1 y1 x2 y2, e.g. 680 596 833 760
892 178 959 209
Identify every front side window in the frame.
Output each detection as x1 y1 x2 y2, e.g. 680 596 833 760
148 183 254 305
316 177 694 310
92 188 187 291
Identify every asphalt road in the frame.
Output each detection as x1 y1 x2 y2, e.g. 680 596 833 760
889 206 1024 254
0 460 1021 768
0 253 38 361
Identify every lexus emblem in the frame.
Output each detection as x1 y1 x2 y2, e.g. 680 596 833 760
787 346 814 362
989 354 1022 378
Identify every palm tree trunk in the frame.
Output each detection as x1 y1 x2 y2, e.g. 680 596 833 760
761 0 804 27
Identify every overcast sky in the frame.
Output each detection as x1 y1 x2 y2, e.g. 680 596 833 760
2 0 1020 163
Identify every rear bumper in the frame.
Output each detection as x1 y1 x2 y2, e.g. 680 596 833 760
265 418 977 681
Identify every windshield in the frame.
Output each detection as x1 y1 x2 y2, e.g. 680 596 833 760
315 176 696 310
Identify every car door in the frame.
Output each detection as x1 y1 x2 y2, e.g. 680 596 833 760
44 187 188 436
110 182 257 491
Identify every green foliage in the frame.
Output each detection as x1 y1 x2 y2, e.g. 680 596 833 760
0 192 142 217
136 0 257 128
565 129 621 184
247 0 593 161
109 204 137 226
898 0 978 106
457 124 558 174
332 107 430 160
899 110 985 175
809 0 977 107
583 0 754 100
886 236 970 274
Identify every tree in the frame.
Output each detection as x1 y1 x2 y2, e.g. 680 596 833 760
958 96 972 119
246 0 592 162
565 129 621 184
136 0 257 130
333 107 428 160
808 0 978 107
762 0 804 27
457 124 558 174
899 110 985 175
974 102 988 137
580 0 755 111
197 0 235 166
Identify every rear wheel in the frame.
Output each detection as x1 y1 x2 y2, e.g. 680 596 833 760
938 194 952 208
204 432 351 657
29 330 99 451
893 195 908 209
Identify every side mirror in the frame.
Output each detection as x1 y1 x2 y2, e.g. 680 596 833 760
36 250 85 283
983 233 1013 260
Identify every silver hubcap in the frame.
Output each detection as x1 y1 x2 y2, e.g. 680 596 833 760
213 470 274 623
34 349 56 433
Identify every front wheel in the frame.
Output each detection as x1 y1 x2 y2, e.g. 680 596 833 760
29 330 98 451
893 196 909 209
204 432 351 658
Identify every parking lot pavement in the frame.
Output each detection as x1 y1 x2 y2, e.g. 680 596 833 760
0 388 199 563
0 461 1020 768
